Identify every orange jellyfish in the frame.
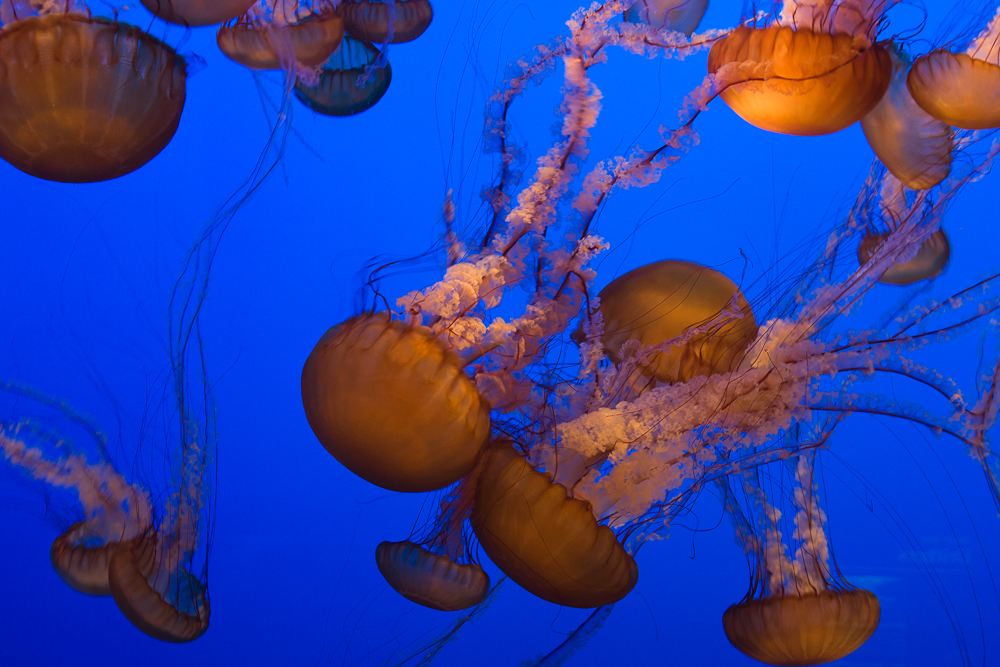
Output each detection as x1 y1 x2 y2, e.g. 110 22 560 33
0 12 187 183
338 0 433 43
1 423 150 596
861 46 953 190
719 453 880 666
907 8 1000 129
588 260 757 386
217 9 345 71
294 36 392 115
858 228 950 285
707 1 891 135
377 541 489 611
141 0 254 26
470 443 638 608
301 313 490 493
624 0 708 37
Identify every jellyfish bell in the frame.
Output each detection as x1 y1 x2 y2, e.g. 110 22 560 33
594 260 757 385
907 8 1000 130
470 443 638 608
857 228 950 285
300 313 490 493
338 0 432 44
294 36 391 115
0 12 187 183
140 0 255 26
723 588 880 666
376 540 490 611
623 0 708 37
707 25 891 136
861 46 953 190
50 522 121 595
108 534 210 643
217 12 345 70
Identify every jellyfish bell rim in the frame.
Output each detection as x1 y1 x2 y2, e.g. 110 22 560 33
707 25 892 136
49 521 118 595
300 313 491 493
906 49 1000 129
722 588 881 666
375 540 490 611
470 443 639 609
0 12 187 183
107 536 210 643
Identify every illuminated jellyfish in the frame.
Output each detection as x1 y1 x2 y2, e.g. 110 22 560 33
707 0 892 135
470 442 638 608
855 167 950 284
294 35 391 115
861 45 953 189
217 0 345 72
908 7 1000 129
301 314 491 493
719 450 880 666
141 0 254 26
585 260 757 386
0 2 187 182
377 474 490 611
624 0 708 37
338 0 433 44
0 402 150 596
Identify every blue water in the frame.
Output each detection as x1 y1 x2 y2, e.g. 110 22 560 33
2 1 999 665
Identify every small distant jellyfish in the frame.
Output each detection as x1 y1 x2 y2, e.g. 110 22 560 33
470 443 638 608
907 7 1000 129
217 6 345 71
623 0 708 37
338 0 433 44
141 0 255 26
719 454 880 666
856 169 950 285
861 46 953 190
588 260 757 386
300 314 491 493
0 9 187 182
707 1 891 135
294 35 392 115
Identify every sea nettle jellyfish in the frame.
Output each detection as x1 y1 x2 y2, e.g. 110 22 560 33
624 0 709 37
719 451 880 666
861 45 953 190
141 0 254 26
338 0 433 44
0 3 187 182
707 0 892 135
294 35 391 115
908 7 1000 129
217 0 344 72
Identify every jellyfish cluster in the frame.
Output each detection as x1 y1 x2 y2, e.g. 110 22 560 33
3 0 1000 664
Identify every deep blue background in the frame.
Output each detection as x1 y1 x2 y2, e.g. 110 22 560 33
2 1 999 665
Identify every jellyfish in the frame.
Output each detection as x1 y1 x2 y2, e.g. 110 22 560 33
0 413 150 596
707 0 892 135
587 260 757 386
217 3 345 71
623 0 708 37
141 0 254 26
0 5 187 182
376 473 490 611
294 35 391 115
470 442 638 608
908 6 1000 129
855 167 950 284
861 45 953 190
719 451 880 666
301 313 491 493
338 0 433 44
